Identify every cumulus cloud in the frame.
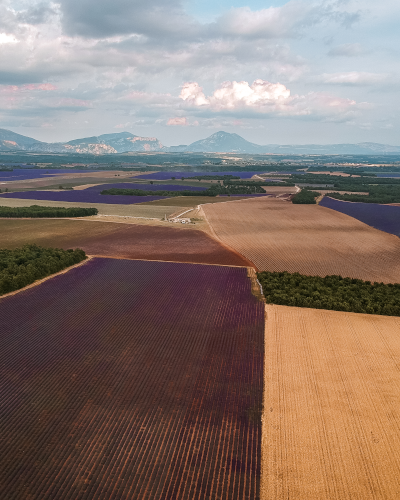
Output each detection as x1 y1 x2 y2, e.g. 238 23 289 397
0 33 18 44
321 72 388 85
178 79 358 119
167 116 188 126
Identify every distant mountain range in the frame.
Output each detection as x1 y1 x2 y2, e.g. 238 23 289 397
1 128 400 155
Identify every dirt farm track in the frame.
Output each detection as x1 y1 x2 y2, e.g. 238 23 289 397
262 305 400 500
203 197 400 283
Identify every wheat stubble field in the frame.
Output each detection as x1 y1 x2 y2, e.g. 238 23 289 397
262 305 400 500
203 197 400 282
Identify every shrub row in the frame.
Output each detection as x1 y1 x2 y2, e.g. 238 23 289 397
0 205 98 218
101 184 267 197
257 270 400 316
291 189 320 204
0 244 87 295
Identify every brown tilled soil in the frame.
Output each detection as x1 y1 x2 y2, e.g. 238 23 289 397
203 197 400 282
0 219 252 267
262 304 400 500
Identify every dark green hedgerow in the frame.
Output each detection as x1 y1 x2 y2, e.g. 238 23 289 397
101 184 266 197
257 271 400 316
291 189 320 204
0 205 98 218
0 244 87 295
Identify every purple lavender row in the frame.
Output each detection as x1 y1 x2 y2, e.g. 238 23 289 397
0 168 99 181
85 183 207 192
134 171 264 180
320 196 400 237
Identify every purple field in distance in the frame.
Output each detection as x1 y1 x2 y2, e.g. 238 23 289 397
0 258 264 499
320 196 400 237
86 183 207 192
0 190 167 205
0 168 99 182
135 171 264 180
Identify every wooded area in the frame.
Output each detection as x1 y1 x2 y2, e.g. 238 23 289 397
257 270 400 315
0 244 87 295
0 205 98 218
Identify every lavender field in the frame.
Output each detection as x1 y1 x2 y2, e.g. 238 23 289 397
0 190 167 205
135 171 264 180
85 182 207 192
0 168 97 182
0 258 264 499
320 196 400 237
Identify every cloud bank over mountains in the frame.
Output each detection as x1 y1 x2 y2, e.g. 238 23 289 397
0 0 398 145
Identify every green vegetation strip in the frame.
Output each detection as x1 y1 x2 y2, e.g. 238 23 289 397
291 189 320 204
101 184 266 197
0 244 87 295
0 205 98 218
257 271 400 316
327 187 400 204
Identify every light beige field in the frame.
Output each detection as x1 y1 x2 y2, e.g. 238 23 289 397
0 196 186 219
262 304 400 500
202 197 400 282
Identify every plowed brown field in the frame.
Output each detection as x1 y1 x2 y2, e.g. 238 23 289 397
0 219 251 266
203 197 400 282
262 304 400 500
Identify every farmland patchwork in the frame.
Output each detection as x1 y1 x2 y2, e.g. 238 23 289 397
0 258 264 499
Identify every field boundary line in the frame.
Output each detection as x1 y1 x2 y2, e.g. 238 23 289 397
0 256 93 301
88 254 250 269
199 204 258 270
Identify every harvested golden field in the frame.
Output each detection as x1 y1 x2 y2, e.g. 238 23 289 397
139 195 262 207
0 219 251 266
0 196 185 218
203 197 400 282
262 304 400 500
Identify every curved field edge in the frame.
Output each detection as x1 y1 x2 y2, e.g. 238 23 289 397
0 218 252 267
199 203 257 270
202 197 400 283
261 304 400 500
320 196 400 237
0 258 264 499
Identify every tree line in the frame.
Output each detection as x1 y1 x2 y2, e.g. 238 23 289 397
327 186 400 204
257 270 400 316
0 245 87 295
101 184 267 197
291 189 320 204
0 205 98 218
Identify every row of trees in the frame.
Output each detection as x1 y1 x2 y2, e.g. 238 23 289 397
291 189 320 204
101 184 267 197
257 270 400 316
328 186 400 204
0 245 87 295
0 205 98 218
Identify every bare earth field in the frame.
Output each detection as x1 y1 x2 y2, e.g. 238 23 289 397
262 304 400 500
0 196 185 218
203 197 400 282
139 195 266 207
0 219 252 267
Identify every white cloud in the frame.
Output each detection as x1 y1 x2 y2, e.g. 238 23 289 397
179 79 359 120
167 116 188 126
321 72 388 85
0 33 18 44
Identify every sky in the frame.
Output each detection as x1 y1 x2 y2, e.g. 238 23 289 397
0 0 399 146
